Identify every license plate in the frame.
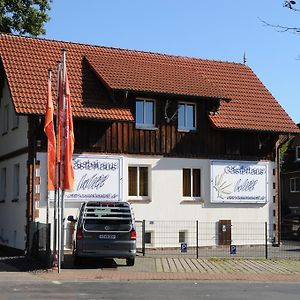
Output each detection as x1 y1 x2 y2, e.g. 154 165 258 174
98 234 116 240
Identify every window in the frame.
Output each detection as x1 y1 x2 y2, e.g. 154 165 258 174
13 164 20 201
182 168 201 198
135 99 155 128
178 102 196 131
290 177 300 193
2 104 9 134
0 168 7 201
296 146 300 161
128 166 149 197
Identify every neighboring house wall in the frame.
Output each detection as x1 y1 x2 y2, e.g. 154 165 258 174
0 79 28 250
281 132 300 215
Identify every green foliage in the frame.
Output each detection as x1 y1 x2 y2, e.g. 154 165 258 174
0 0 51 36
280 140 290 160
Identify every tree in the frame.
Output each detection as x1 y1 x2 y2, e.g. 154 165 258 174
0 0 52 36
261 1 300 34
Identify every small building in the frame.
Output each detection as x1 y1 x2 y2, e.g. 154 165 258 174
281 124 300 216
0 34 299 253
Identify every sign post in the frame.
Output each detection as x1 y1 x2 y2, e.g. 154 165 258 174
180 243 188 253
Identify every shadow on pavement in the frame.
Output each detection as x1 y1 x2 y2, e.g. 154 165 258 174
0 253 46 272
0 249 132 272
62 253 124 270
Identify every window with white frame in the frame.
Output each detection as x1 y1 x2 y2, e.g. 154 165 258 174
178 102 196 131
2 104 9 134
135 99 155 128
290 177 300 193
182 168 201 198
0 168 7 201
13 164 20 201
296 146 300 161
128 166 149 198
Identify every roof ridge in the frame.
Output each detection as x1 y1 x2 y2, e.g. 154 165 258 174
0 32 246 68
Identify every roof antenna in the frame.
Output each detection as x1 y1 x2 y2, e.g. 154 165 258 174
243 52 248 65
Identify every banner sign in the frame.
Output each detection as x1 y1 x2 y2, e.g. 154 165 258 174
210 160 268 203
50 155 123 201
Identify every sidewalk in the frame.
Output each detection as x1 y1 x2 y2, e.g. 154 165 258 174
2 253 300 282
34 255 300 282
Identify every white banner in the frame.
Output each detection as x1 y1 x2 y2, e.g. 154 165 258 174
50 155 123 201
210 160 268 203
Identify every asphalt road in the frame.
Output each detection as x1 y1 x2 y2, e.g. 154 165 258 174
0 281 299 300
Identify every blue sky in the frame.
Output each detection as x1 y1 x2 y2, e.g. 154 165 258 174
45 0 300 123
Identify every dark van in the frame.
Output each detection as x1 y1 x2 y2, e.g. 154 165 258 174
68 201 136 266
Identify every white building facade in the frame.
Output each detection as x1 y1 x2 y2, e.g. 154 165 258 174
0 80 28 250
35 152 275 249
1 34 299 254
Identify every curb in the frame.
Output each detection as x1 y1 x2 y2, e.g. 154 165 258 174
35 270 300 282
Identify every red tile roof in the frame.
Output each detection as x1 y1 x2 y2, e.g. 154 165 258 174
0 34 298 133
85 54 230 100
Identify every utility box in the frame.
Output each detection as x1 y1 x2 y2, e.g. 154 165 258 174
218 220 231 245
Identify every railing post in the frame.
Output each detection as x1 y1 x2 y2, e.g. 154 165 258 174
142 220 146 257
265 222 268 259
196 220 199 259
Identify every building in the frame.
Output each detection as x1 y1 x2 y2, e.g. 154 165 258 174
281 124 300 216
0 33 299 253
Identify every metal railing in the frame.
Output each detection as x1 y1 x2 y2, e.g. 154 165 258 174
136 220 300 259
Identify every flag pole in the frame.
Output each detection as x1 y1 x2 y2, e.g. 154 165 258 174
46 69 52 226
55 60 62 273
44 67 59 271
60 49 67 269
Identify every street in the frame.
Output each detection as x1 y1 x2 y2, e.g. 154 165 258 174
0 281 299 300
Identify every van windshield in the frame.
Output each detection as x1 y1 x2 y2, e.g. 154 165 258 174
83 219 132 232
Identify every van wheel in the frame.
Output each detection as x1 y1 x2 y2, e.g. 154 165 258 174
126 257 135 266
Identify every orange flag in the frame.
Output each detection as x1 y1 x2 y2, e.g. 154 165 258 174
62 71 75 191
44 72 56 190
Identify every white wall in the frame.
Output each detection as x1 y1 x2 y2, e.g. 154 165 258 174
0 80 28 157
0 79 28 250
123 156 274 224
37 153 275 248
0 154 27 250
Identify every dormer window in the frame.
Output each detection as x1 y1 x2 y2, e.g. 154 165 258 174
296 146 300 161
135 98 155 129
178 102 196 132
